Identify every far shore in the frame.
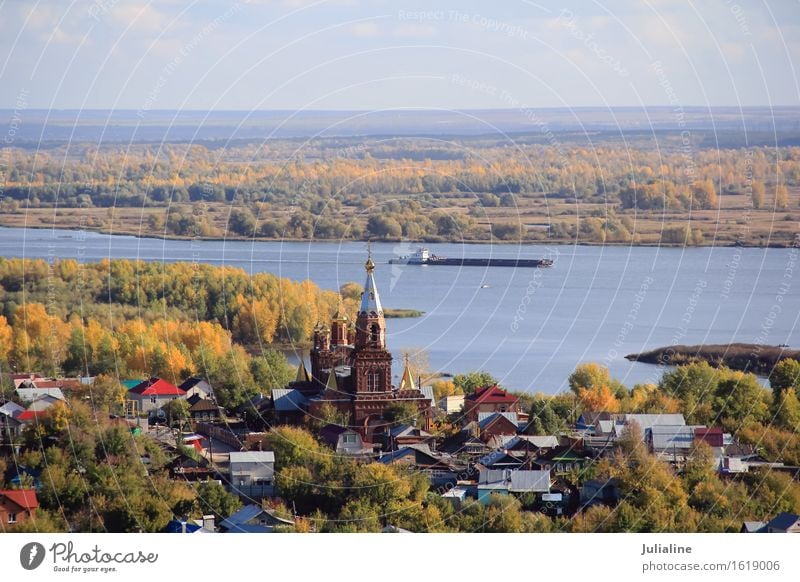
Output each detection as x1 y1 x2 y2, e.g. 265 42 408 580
0 221 796 249
626 343 799 376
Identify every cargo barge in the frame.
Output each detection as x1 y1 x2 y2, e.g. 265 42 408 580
389 247 553 268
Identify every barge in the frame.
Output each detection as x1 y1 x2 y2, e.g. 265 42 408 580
389 247 553 268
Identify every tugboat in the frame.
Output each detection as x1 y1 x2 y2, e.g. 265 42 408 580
389 247 553 268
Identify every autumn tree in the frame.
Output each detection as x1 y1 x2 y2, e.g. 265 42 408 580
751 181 765 209
774 184 789 209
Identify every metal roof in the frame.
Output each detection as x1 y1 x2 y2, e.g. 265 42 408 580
623 413 686 431
271 389 308 412
478 469 551 493
510 435 559 448
478 412 518 430
15 387 65 402
420 385 434 403
228 451 275 464
766 512 800 531
650 425 697 451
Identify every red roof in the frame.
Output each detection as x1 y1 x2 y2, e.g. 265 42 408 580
16 410 47 422
466 384 518 404
129 377 186 397
0 489 39 510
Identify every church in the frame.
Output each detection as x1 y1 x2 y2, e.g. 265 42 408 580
274 252 433 441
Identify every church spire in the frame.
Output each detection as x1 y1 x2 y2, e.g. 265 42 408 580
399 355 416 391
359 243 383 316
326 368 338 391
295 360 310 383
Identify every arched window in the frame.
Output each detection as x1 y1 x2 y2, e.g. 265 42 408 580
367 371 380 392
369 323 380 345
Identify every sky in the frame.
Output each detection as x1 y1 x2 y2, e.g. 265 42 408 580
1 0 799 111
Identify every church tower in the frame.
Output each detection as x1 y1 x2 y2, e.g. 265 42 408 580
352 251 392 394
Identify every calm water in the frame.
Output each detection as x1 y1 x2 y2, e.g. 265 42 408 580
1 226 797 394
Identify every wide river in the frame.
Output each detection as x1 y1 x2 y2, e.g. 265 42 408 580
1 226 797 394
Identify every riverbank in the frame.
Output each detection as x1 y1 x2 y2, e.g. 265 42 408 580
626 343 799 376
0 211 797 248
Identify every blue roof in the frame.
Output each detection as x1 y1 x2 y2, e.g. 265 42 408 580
272 389 308 412
767 512 800 531
163 519 201 533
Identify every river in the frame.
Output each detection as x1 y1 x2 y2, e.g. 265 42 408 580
1 226 797 394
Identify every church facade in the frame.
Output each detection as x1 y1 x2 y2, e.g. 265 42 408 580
286 253 433 441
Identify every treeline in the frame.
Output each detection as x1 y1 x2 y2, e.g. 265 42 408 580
1 139 797 242
0 257 362 407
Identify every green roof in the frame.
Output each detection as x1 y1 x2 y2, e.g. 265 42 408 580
122 379 143 390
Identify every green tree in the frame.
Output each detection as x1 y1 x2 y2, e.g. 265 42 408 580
714 371 769 430
770 358 800 400
527 397 566 435
382 401 420 427
774 387 800 431
194 479 242 522
452 370 498 394
660 362 719 424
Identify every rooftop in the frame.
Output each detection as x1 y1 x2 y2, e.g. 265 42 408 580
129 377 186 397
0 489 39 510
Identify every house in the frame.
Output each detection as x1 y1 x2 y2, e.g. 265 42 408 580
622 414 686 442
439 394 465 414
121 379 143 391
477 469 551 503
580 478 621 507
477 412 520 442
694 427 724 447
764 512 800 533
741 521 767 533
505 435 560 456
0 489 39 527
441 487 468 507
126 377 186 413
530 446 593 475
179 377 215 400
463 385 520 422
219 504 294 533
188 398 221 422
9 373 47 389
320 424 373 456
26 394 65 412
168 454 219 482
386 424 434 450
228 451 275 498
477 450 527 471
16 410 48 424
162 515 215 533
439 429 492 457
270 388 308 425
378 444 465 486
15 386 65 404
0 400 25 441
649 425 701 460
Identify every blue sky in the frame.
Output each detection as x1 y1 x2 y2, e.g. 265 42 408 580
1 0 798 110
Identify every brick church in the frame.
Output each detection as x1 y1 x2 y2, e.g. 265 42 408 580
279 252 433 440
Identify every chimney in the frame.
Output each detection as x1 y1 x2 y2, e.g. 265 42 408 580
202 514 215 532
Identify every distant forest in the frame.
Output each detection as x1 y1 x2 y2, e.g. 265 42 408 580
1 132 798 246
